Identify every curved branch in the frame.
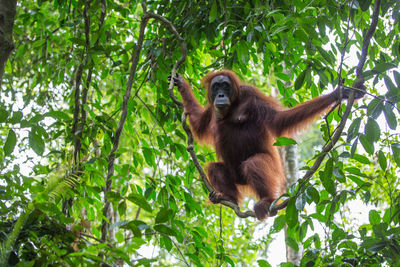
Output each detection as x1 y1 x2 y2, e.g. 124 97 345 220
147 0 381 218
182 113 256 218
147 12 255 218
101 7 150 242
270 0 381 215
145 12 186 107
271 90 355 213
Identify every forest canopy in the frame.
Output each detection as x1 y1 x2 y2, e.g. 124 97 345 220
1 0 400 266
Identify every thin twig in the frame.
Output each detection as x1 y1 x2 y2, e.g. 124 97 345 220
143 232 190 266
80 0 106 132
81 233 113 247
337 0 355 82
72 64 84 164
324 0 355 144
344 85 400 112
66 0 106 216
64 0 93 215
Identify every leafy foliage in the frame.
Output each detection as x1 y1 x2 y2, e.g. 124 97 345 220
0 0 399 266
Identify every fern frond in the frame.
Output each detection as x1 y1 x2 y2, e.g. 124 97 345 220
48 168 83 200
0 167 84 266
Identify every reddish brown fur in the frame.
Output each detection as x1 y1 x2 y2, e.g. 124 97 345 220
175 70 338 220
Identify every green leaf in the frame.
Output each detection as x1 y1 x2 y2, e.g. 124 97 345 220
362 238 387 252
359 134 374 154
317 46 333 65
271 25 288 36
110 220 129 230
347 117 361 142
154 224 176 236
4 130 17 156
293 28 308 43
29 130 45 156
184 192 203 215
345 167 363 176
351 137 358 157
272 215 286 233
352 154 371 164
0 107 9 123
45 111 70 121
69 37 86 46
155 208 172 224
333 167 345 182
236 40 249 65
294 68 308 90
306 186 320 204
368 241 387 252
383 209 391 223
372 62 396 73
364 117 380 142
369 210 380 225
332 228 346 243
33 39 46 48
105 191 121 202
377 150 387 170
273 137 297 146
127 193 153 212
295 193 306 211
394 71 400 87
357 0 372 11
384 75 397 93
246 30 254 43
391 143 400 166
209 0 217 23
142 147 155 167
277 72 290 81
161 236 173 251
383 103 397 130
325 158 333 177
320 170 335 195
9 111 23 124
367 98 383 119
118 201 126 216
285 236 299 251
257 259 272 267
224 255 235 267
286 198 299 228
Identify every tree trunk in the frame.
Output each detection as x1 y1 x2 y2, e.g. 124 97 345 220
0 0 17 87
284 144 303 265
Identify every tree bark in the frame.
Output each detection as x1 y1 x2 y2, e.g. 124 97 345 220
0 0 17 87
283 144 303 265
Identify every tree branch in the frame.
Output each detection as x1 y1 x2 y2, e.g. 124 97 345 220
101 4 150 242
73 0 92 165
147 0 381 219
356 0 381 80
76 0 107 162
0 0 16 88
270 0 381 214
145 12 186 107
146 11 256 218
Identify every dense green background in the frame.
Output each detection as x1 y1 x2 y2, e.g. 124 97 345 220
1 0 400 266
